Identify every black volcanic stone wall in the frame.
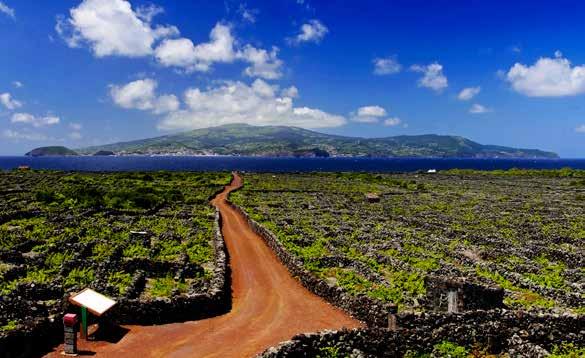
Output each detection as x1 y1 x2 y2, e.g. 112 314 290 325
423 276 504 312
260 310 585 357
0 208 231 356
227 200 391 327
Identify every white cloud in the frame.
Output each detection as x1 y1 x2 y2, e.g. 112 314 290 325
469 103 491 114
373 56 402 75
56 0 178 57
357 105 386 117
0 93 22 110
238 45 283 80
352 105 386 123
57 2 282 79
0 1 14 19
350 105 402 125
383 117 402 126
411 63 448 92
575 124 585 133
154 23 283 79
506 51 585 97
136 4 164 23
11 113 60 127
157 79 345 130
458 86 481 101
110 78 179 114
281 86 299 98
3 130 49 141
12 81 23 88
289 20 328 45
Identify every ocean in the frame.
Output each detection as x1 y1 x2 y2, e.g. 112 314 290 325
0 156 584 172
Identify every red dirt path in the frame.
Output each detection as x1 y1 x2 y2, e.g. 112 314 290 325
45 173 362 358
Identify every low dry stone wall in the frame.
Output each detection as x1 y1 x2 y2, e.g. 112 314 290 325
0 208 231 356
226 200 392 327
423 276 504 312
93 208 231 325
260 310 585 357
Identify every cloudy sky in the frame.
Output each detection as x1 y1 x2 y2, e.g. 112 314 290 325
0 0 584 156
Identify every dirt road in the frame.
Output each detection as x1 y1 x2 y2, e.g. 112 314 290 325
46 173 361 357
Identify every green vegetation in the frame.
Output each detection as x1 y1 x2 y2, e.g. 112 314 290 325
0 320 17 332
0 171 231 329
405 341 469 358
316 346 341 358
78 123 558 158
233 170 584 312
146 275 188 298
550 343 585 358
25 146 79 157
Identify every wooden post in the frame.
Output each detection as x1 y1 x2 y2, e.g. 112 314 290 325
80 306 88 339
388 304 398 331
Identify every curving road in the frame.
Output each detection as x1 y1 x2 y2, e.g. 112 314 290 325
46 173 361 357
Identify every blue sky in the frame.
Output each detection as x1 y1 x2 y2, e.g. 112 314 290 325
0 0 584 157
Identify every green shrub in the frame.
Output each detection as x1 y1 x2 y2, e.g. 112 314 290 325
432 341 469 358
550 343 585 358
64 268 95 288
108 272 133 295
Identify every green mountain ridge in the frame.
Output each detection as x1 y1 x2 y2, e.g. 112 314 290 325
68 123 558 158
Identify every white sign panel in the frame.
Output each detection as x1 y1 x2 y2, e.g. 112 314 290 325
69 288 117 316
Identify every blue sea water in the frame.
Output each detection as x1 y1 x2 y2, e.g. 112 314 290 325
0 156 584 172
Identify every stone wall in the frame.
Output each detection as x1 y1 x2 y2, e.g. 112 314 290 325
423 276 504 312
0 208 231 356
260 310 585 357
226 200 392 327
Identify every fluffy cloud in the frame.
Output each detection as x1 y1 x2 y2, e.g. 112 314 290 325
281 86 299 98
57 2 282 79
351 105 387 123
575 124 585 133
154 23 283 79
411 63 448 92
155 23 235 72
506 51 585 97
289 20 328 45
373 56 402 75
136 4 164 23
350 105 402 126
3 130 49 141
469 104 490 114
56 0 178 57
11 113 60 127
357 105 386 117
383 117 402 126
110 78 179 114
0 1 14 19
157 79 345 130
238 45 283 79
458 86 481 101
0 93 22 110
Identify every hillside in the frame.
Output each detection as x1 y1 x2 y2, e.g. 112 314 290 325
25 146 79 157
77 124 558 158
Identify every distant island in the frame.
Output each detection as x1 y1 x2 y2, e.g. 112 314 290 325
25 146 79 157
27 124 558 158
